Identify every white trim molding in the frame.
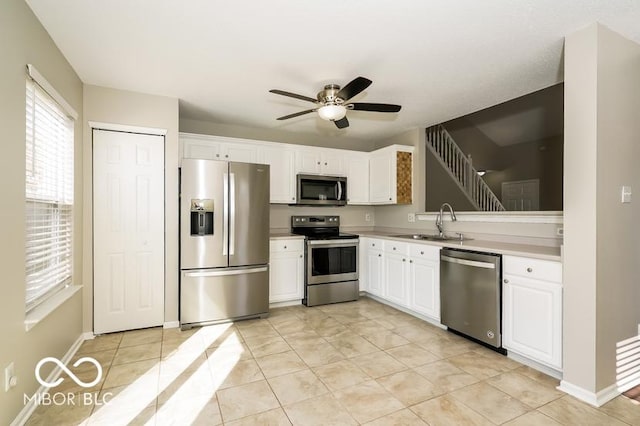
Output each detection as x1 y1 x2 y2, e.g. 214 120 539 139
558 380 620 407
26 64 78 120
88 121 168 136
416 211 563 224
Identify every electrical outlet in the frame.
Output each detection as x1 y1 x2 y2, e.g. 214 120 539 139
4 362 16 392
365 213 371 222
407 213 415 223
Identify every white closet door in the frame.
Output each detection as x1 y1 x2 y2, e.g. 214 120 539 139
93 129 165 334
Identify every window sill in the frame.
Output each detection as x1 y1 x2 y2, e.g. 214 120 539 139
25 285 82 331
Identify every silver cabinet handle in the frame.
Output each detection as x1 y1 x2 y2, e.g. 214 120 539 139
284 245 287 249
402 258 406 262
527 267 533 273
324 162 328 166
504 279 509 284
393 247 396 250
372 243 375 247
299 254 303 258
317 161 320 165
378 254 381 257
420 251 424 255
409 260 413 263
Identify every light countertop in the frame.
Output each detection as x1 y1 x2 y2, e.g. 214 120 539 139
269 233 305 240
356 231 561 262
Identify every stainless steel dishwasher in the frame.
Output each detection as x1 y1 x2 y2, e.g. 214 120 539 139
440 248 503 350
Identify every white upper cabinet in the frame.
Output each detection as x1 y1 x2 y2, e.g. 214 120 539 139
369 145 413 205
295 148 345 176
181 135 258 163
259 146 296 204
344 153 370 204
180 133 413 206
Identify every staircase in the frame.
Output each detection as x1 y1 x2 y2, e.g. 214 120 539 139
426 125 505 212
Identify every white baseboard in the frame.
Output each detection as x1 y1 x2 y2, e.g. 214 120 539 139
163 321 180 329
558 380 619 407
11 333 86 426
82 332 95 340
506 351 562 380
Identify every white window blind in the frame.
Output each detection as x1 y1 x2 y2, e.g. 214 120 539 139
25 77 74 311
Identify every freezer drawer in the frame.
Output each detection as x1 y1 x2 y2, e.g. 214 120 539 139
180 266 269 326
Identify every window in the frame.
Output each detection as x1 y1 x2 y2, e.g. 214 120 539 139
25 75 75 312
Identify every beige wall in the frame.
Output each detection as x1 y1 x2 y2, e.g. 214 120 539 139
83 86 179 330
563 23 640 397
0 1 84 422
180 118 375 152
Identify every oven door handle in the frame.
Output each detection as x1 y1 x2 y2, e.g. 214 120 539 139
308 239 359 247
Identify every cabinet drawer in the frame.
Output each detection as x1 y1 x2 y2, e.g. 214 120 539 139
503 255 562 283
368 239 385 250
270 239 304 253
409 244 440 260
385 241 408 254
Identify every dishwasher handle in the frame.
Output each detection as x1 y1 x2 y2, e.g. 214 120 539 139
441 255 496 269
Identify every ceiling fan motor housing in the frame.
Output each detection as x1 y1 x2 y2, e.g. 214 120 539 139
317 84 344 105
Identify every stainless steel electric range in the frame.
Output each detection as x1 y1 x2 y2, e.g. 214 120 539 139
291 216 359 307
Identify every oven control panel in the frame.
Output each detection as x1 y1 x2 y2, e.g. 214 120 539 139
291 215 340 227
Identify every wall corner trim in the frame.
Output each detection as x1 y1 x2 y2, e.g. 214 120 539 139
558 380 620 407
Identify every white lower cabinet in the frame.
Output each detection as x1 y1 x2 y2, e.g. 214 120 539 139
269 238 304 303
408 245 440 320
502 255 563 370
384 241 409 307
366 240 385 297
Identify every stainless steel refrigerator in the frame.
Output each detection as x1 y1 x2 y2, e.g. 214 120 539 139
180 159 270 328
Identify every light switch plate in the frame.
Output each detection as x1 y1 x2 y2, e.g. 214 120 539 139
621 186 632 203
4 362 15 392
365 213 371 222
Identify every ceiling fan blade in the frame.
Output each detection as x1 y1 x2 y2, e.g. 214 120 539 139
349 102 402 113
336 77 372 102
333 116 349 129
276 109 317 120
269 89 317 104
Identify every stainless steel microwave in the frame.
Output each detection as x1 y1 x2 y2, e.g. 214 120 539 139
296 174 347 206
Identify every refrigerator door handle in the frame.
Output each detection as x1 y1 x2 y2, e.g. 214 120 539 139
230 172 236 256
183 266 268 278
223 172 229 256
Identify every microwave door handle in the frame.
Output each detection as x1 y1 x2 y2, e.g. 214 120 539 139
223 172 229 256
337 181 342 201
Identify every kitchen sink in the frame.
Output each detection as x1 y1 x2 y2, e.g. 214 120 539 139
391 233 472 242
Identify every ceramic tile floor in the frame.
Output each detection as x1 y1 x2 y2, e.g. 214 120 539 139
26 297 640 425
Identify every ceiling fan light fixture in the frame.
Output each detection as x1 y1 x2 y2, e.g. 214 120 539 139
317 104 346 121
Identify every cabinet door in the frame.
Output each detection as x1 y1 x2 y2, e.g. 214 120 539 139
358 238 368 292
222 143 258 163
296 149 321 174
409 256 439 320
369 153 393 203
384 252 409 307
321 152 345 176
345 155 369 204
270 250 304 303
260 147 295 203
182 139 221 160
503 275 562 369
367 249 384 297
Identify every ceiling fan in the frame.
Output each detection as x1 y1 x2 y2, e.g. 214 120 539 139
269 76 401 129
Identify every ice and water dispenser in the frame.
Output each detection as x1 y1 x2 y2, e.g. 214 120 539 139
190 199 214 236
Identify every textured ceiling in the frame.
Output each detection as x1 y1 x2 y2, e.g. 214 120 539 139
25 0 640 144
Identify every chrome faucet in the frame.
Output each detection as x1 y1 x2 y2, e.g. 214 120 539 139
436 203 457 237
